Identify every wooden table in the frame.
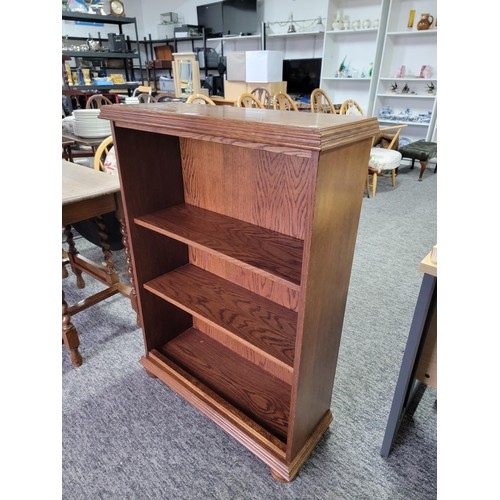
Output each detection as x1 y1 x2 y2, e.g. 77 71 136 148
210 96 237 106
380 245 437 457
62 159 135 367
62 131 106 162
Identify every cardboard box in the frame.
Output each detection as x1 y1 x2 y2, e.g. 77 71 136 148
154 45 173 61
245 51 284 82
223 80 287 101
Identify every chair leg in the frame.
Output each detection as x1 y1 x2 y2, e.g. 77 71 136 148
372 173 377 198
365 171 370 198
391 169 396 187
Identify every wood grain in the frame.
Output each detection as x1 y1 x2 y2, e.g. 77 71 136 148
135 203 303 288
104 103 378 479
144 264 297 368
100 102 380 153
193 320 293 384
180 138 314 239
287 140 371 460
189 248 300 312
160 327 291 439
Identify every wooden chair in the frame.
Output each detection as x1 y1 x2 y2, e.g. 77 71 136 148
156 94 173 102
132 85 153 97
250 87 272 108
368 125 407 197
273 92 299 111
186 93 216 105
86 94 113 109
237 93 265 109
137 93 157 103
310 88 336 114
93 135 114 172
338 99 403 197
339 99 364 115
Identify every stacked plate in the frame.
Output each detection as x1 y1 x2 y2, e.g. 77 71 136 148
72 109 112 138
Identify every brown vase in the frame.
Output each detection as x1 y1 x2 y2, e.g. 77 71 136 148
417 13 434 31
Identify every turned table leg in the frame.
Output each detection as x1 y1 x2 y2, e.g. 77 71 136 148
95 214 120 285
116 201 141 327
64 225 85 288
62 290 82 367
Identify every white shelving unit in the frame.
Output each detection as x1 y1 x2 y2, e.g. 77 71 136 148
320 0 389 113
373 0 437 142
205 31 325 60
266 31 325 59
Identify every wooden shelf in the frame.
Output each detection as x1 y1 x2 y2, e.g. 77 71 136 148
144 264 297 369
135 203 303 288
101 101 378 481
158 327 291 439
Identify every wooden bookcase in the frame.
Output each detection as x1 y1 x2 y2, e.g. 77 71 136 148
100 103 379 481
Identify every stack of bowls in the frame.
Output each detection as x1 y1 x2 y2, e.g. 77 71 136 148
72 109 112 138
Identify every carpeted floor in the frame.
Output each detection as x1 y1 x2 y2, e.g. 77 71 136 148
62 162 437 499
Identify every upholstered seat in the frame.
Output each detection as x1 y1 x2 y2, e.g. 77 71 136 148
398 141 437 181
368 148 402 197
369 148 402 171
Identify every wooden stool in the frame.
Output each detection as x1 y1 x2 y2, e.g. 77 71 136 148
398 141 437 181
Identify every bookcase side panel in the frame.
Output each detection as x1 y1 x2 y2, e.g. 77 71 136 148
113 126 192 351
287 138 372 460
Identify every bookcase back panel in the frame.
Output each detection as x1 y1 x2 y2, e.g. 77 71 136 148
180 138 315 240
193 319 294 384
189 248 301 311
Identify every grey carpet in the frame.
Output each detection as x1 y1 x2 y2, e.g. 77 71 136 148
62 162 437 499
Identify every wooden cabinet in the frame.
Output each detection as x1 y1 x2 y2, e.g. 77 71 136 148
100 102 379 481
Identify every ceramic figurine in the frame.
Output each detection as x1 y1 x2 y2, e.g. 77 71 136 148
417 13 434 31
332 13 344 30
401 84 410 93
390 83 398 93
420 65 432 78
426 82 435 94
395 65 406 78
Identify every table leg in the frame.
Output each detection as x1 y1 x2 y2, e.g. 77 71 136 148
62 290 82 367
95 215 120 285
380 273 436 458
64 225 85 288
116 199 141 326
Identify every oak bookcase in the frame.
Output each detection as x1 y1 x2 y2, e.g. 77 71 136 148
100 102 378 481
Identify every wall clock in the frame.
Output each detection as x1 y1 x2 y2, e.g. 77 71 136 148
110 0 125 16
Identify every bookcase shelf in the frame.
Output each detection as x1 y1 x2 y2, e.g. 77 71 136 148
144 264 297 371
135 203 303 288
100 102 379 481
159 326 291 439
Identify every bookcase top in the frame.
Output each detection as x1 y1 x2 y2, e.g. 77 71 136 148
100 102 379 152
